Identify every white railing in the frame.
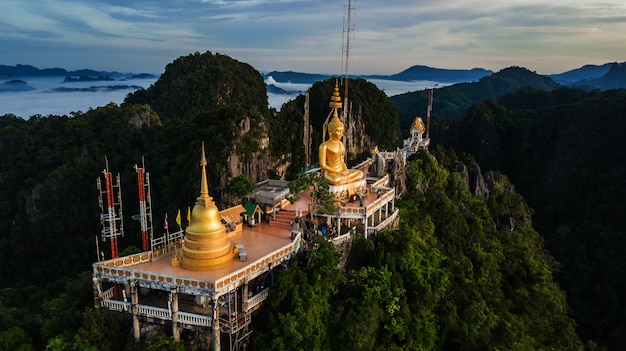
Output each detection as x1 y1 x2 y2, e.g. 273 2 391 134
102 287 115 300
151 229 183 257
375 209 399 231
331 232 352 246
248 288 270 310
102 299 131 312
366 188 394 214
213 233 302 295
372 174 390 188
137 304 171 320
178 311 213 327
95 233 302 296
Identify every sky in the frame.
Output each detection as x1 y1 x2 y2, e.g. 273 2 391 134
1 0 625 76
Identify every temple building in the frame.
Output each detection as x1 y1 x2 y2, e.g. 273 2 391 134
403 116 430 157
91 86 400 350
92 145 303 351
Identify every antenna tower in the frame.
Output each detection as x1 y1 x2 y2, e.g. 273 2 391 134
97 158 124 259
135 159 154 252
303 90 311 170
426 87 433 138
341 0 355 101
341 0 356 158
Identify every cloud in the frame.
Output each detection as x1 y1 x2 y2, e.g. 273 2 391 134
1 0 625 74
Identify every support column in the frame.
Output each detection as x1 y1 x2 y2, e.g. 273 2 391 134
170 289 179 341
364 213 368 239
131 281 140 341
243 281 249 313
212 299 221 351
337 216 342 236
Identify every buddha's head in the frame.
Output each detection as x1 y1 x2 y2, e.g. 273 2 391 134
328 111 344 141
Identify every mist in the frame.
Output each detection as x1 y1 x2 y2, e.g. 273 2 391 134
1 76 451 119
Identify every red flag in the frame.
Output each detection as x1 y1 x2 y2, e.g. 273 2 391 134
164 213 169 230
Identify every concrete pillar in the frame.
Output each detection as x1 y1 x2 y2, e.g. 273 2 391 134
337 216 342 236
364 213 368 239
243 282 249 313
170 289 179 341
212 300 221 351
130 281 140 341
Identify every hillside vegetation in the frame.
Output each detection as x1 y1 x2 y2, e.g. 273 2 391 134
435 87 626 350
252 149 581 350
0 52 597 350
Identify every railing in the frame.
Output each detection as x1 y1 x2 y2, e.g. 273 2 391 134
136 304 171 320
354 158 372 170
374 209 399 232
338 206 366 216
366 188 394 214
95 233 302 296
102 286 115 300
95 251 152 270
178 311 213 327
248 288 269 310
102 299 131 312
331 232 352 246
371 174 390 188
151 229 183 257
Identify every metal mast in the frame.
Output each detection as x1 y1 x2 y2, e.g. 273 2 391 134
342 0 355 103
303 90 311 170
97 157 124 259
341 0 356 158
426 87 433 138
135 159 154 252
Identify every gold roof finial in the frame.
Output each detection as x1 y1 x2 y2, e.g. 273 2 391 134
323 79 343 141
198 141 212 204
329 79 343 109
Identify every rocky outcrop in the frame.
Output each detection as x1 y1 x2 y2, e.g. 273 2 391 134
455 161 489 199
345 103 374 158
219 115 293 198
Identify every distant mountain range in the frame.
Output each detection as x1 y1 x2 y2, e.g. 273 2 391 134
263 66 493 85
3 61 626 94
0 64 156 79
265 62 626 91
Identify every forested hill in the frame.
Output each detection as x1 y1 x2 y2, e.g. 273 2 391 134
0 52 582 350
439 87 626 350
391 66 561 134
251 149 581 350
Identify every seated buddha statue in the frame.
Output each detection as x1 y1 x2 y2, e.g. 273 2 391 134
318 86 364 186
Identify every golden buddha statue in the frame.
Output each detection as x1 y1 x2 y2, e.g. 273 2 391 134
318 82 364 186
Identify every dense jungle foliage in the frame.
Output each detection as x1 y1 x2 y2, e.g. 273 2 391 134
251 149 581 350
0 51 620 349
436 87 626 350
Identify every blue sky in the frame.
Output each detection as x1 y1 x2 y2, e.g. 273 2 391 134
1 0 625 75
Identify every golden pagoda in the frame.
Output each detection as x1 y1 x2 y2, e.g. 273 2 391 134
180 143 235 271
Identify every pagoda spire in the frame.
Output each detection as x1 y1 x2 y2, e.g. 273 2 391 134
197 141 212 205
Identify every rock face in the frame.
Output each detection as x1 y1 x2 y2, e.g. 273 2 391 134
221 116 276 186
344 104 375 158
371 149 407 198
455 161 489 199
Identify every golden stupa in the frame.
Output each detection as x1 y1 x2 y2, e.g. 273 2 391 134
180 143 235 271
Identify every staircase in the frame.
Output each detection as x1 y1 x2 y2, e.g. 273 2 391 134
272 210 295 232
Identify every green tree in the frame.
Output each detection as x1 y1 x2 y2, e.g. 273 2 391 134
224 174 256 199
